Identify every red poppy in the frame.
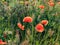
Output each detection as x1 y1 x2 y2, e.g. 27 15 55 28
0 39 7 44
41 20 48 26
48 1 54 6
39 5 45 9
21 26 25 30
35 23 44 32
17 23 22 28
58 2 60 5
23 16 33 23
17 23 24 30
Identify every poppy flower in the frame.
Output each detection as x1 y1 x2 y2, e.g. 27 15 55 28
21 26 25 30
17 23 22 29
35 23 44 32
58 2 60 5
17 23 24 30
41 20 48 26
39 5 45 9
48 1 54 6
23 16 33 23
0 39 7 44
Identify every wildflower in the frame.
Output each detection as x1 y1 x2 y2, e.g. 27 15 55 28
0 39 7 44
58 2 60 5
35 23 44 32
23 16 33 23
41 20 48 26
17 23 24 30
21 25 25 30
48 1 54 6
17 23 22 29
39 5 45 9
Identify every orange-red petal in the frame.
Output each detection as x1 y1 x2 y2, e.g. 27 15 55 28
21 26 25 30
58 2 60 5
48 1 54 6
17 23 25 30
0 39 7 44
35 23 44 32
17 23 22 29
39 5 45 9
41 20 48 26
23 16 33 23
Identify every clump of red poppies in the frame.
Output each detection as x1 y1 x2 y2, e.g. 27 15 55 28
17 15 48 33
35 20 48 32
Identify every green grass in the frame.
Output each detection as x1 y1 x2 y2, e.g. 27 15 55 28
0 0 60 45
